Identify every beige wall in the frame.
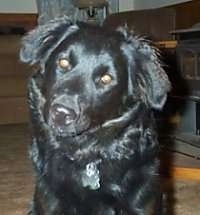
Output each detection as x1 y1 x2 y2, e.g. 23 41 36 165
119 0 190 11
133 0 192 10
118 0 192 12
0 0 37 13
0 0 192 13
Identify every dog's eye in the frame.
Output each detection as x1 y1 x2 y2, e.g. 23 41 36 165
100 74 113 85
57 58 71 71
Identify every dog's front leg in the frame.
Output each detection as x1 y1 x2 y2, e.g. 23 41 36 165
27 71 59 171
27 72 62 214
123 180 159 215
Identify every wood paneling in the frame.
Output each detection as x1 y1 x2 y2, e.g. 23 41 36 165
0 35 30 124
0 36 31 78
0 36 21 54
173 167 200 181
0 13 37 30
170 0 200 29
0 97 29 124
104 8 176 41
0 78 27 97
0 55 29 78
105 0 200 41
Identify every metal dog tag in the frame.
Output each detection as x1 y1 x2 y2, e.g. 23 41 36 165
81 161 100 190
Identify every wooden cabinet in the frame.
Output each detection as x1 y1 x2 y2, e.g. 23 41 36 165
0 36 31 124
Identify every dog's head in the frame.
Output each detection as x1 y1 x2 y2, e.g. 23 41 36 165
20 17 170 137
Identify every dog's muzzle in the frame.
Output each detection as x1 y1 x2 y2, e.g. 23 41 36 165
51 104 77 125
49 103 77 133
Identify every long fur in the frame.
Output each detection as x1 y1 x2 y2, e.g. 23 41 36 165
20 17 170 215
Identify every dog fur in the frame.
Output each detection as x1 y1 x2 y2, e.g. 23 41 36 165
20 17 170 215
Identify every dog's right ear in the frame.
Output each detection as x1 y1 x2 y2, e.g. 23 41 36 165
20 17 78 65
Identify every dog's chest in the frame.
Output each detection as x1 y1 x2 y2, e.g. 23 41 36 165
45 133 137 202
47 146 131 194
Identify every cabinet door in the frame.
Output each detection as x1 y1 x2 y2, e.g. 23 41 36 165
0 36 29 124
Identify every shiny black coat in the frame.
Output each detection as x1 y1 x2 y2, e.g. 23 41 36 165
20 17 170 215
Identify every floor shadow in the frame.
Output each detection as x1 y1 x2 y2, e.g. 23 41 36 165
155 48 189 215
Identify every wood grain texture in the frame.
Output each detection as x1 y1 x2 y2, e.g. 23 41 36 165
171 0 200 29
0 13 37 30
0 35 31 124
0 124 34 215
0 97 29 124
173 167 200 181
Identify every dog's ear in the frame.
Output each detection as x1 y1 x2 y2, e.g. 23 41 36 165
20 17 78 65
135 41 171 109
119 27 171 110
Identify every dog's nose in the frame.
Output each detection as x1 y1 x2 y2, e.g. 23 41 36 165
50 104 77 127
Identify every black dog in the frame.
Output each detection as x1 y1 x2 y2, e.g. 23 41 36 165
20 17 170 215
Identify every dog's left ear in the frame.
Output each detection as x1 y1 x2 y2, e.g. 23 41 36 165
119 28 171 110
135 41 171 109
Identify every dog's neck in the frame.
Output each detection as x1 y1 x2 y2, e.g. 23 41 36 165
52 102 155 163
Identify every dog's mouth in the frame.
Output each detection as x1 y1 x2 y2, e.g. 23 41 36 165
48 103 90 136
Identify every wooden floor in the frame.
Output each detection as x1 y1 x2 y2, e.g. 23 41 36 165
0 124 200 215
0 124 34 215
